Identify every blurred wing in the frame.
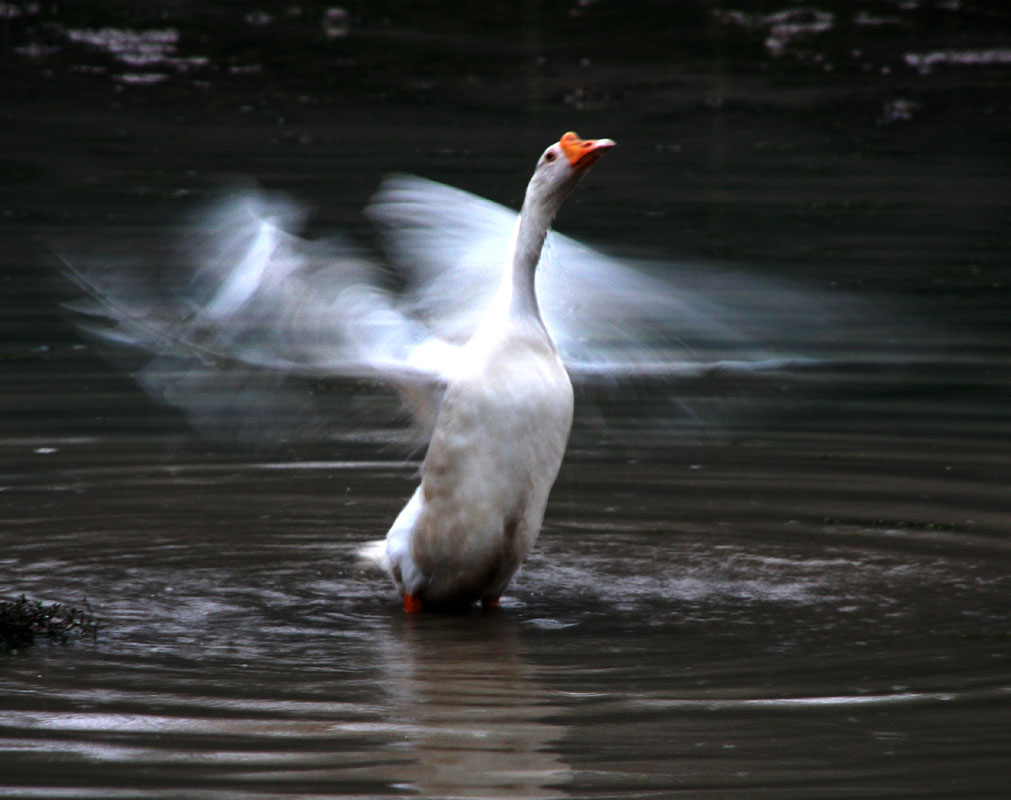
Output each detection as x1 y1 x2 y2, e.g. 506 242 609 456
367 174 513 344
58 188 455 442
60 176 909 442
538 244 888 379
367 174 872 382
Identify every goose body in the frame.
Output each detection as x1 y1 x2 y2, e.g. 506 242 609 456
386 322 573 608
58 130 891 613
384 132 614 610
63 129 870 611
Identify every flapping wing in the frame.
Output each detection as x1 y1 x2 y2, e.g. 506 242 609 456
60 175 909 442
58 188 456 443
367 174 879 383
366 174 513 344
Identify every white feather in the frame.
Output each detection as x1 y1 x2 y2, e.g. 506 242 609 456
58 152 909 606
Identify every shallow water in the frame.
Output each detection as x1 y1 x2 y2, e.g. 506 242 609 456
2 2 1010 798
1 417 1008 798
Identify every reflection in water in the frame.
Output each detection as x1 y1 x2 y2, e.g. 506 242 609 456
0 439 572 798
374 615 568 799
0 591 569 799
0 433 1007 797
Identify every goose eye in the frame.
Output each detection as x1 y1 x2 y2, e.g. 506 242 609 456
543 151 556 163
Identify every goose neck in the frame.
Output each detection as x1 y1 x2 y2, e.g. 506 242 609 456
507 196 553 320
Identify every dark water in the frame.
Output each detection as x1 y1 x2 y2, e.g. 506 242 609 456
2 2 1010 798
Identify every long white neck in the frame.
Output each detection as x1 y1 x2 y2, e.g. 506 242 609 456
500 192 555 324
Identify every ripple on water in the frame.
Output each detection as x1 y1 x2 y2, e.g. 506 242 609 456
0 419 1008 798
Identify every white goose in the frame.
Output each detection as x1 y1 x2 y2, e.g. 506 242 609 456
60 131 885 612
382 132 614 611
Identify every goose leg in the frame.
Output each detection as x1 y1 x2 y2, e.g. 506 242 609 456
403 594 423 613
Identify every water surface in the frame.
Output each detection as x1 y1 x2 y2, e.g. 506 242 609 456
1 2 1009 797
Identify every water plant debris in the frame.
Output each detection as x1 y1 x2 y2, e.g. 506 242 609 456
0 595 98 651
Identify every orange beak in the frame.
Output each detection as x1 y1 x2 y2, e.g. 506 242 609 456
560 131 616 170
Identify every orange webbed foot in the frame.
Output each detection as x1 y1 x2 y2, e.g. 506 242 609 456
403 593 423 613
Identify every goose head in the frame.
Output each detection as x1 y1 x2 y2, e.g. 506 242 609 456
523 131 616 221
